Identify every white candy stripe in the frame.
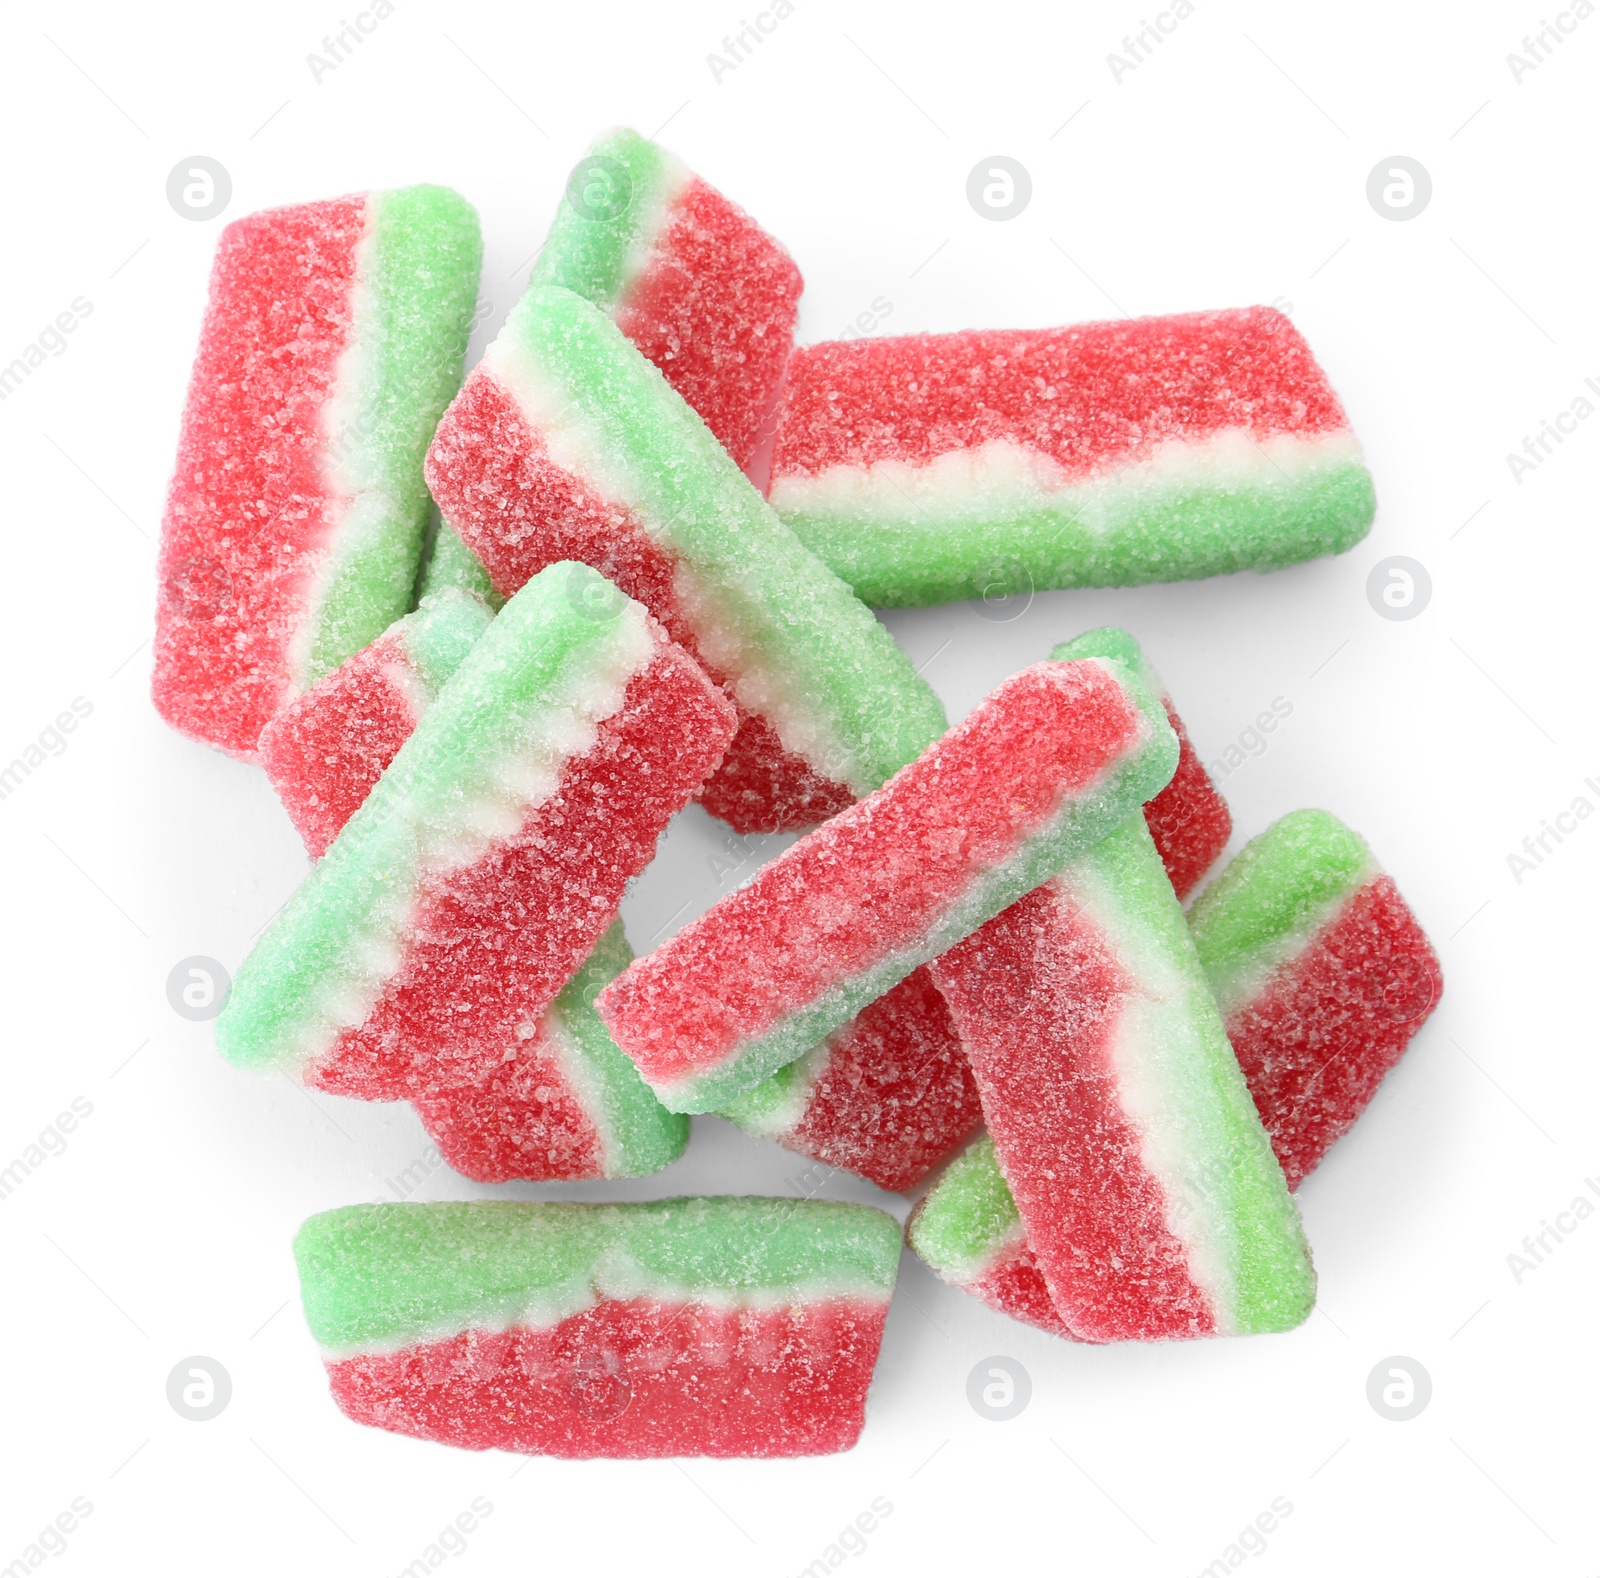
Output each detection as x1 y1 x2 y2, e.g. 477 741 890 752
768 428 1364 530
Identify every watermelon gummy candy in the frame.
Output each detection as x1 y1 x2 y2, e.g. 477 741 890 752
411 923 688 1182
416 513 502 610
154 187 483 757
533 127 802 470
1051 627 1231 899
717 966 982 1192
904 1137 1075 1338
1188 809 1443 1190
293 1198 900 1456
214 561 737 1101
424 284 946 834
258 589 492 858
929 816 1315 1341
598 657 1179 1114
767 307 1375 608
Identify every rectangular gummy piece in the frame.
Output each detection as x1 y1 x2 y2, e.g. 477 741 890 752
767 307 1375 608
424 284 946 833
1188 809 1443 1190
410 921 689 1182
532 127 802 469
598 658 1178 1113
930 816 1315 1341
258 588 492 857
716 965 982 1193
154 187 483 757
1050 627 1231 900
214 561 736 1097
293 1197 900 1457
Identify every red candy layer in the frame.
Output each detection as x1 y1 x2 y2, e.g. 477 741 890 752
410 1050 607 1183
325 1297 886 1457
770 307 1351 482
309 640 737 1101
932 882 1217 1341
1227 875 1444 1191
1146 701 1232 901
781 967 982 1193
154 197 366 758
601 661 1147 1088
965 1243 1079 1340
425 371 849 833
257 632 417 858
615 176 802 471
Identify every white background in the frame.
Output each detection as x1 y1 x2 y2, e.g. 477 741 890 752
1 0 1595 1573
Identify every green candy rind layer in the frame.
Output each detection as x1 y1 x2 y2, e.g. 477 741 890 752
394 588 492 696
552 922 689 1175
491 287 947 795
529 127 678 307
305 185 483 683
216 562 653 1079
905 1136 1022 1282
1050 627 1159 695
1187 809 1373 1016
659 658 1179 1113
715 1040 825 1135
1066 816 1313 1336
294 1198 902 1353
418 514 503 610
777 461 1376 610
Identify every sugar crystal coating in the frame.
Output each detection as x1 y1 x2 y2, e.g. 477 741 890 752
1188 809 1443 1189
904 1136 1078 1339
258 588 492 857
215 561 737 1096
599 658 1178 1113
294 1197 899 1457
424 285 945 832
154 187 482 756
533 127 802 469
931 816 1315 1341
411 922 689 1182
718 966 982 1192
768 308 1375 608
1051 627 1231 899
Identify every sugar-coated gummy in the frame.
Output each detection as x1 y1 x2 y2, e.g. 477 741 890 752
532 127 802 469
904 1136 1077 1339
424 284 945 833
214 561 737 1097
931 816 1315 1341
257 588 492 857
598 657 1179 1113
410 922 689 1182
293 1197 900 1457
1051 627 1231 899
767 308 1375 608
717 966 983 1192
417 513 503 610
1188 809 1443 1189
154 186 483 757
